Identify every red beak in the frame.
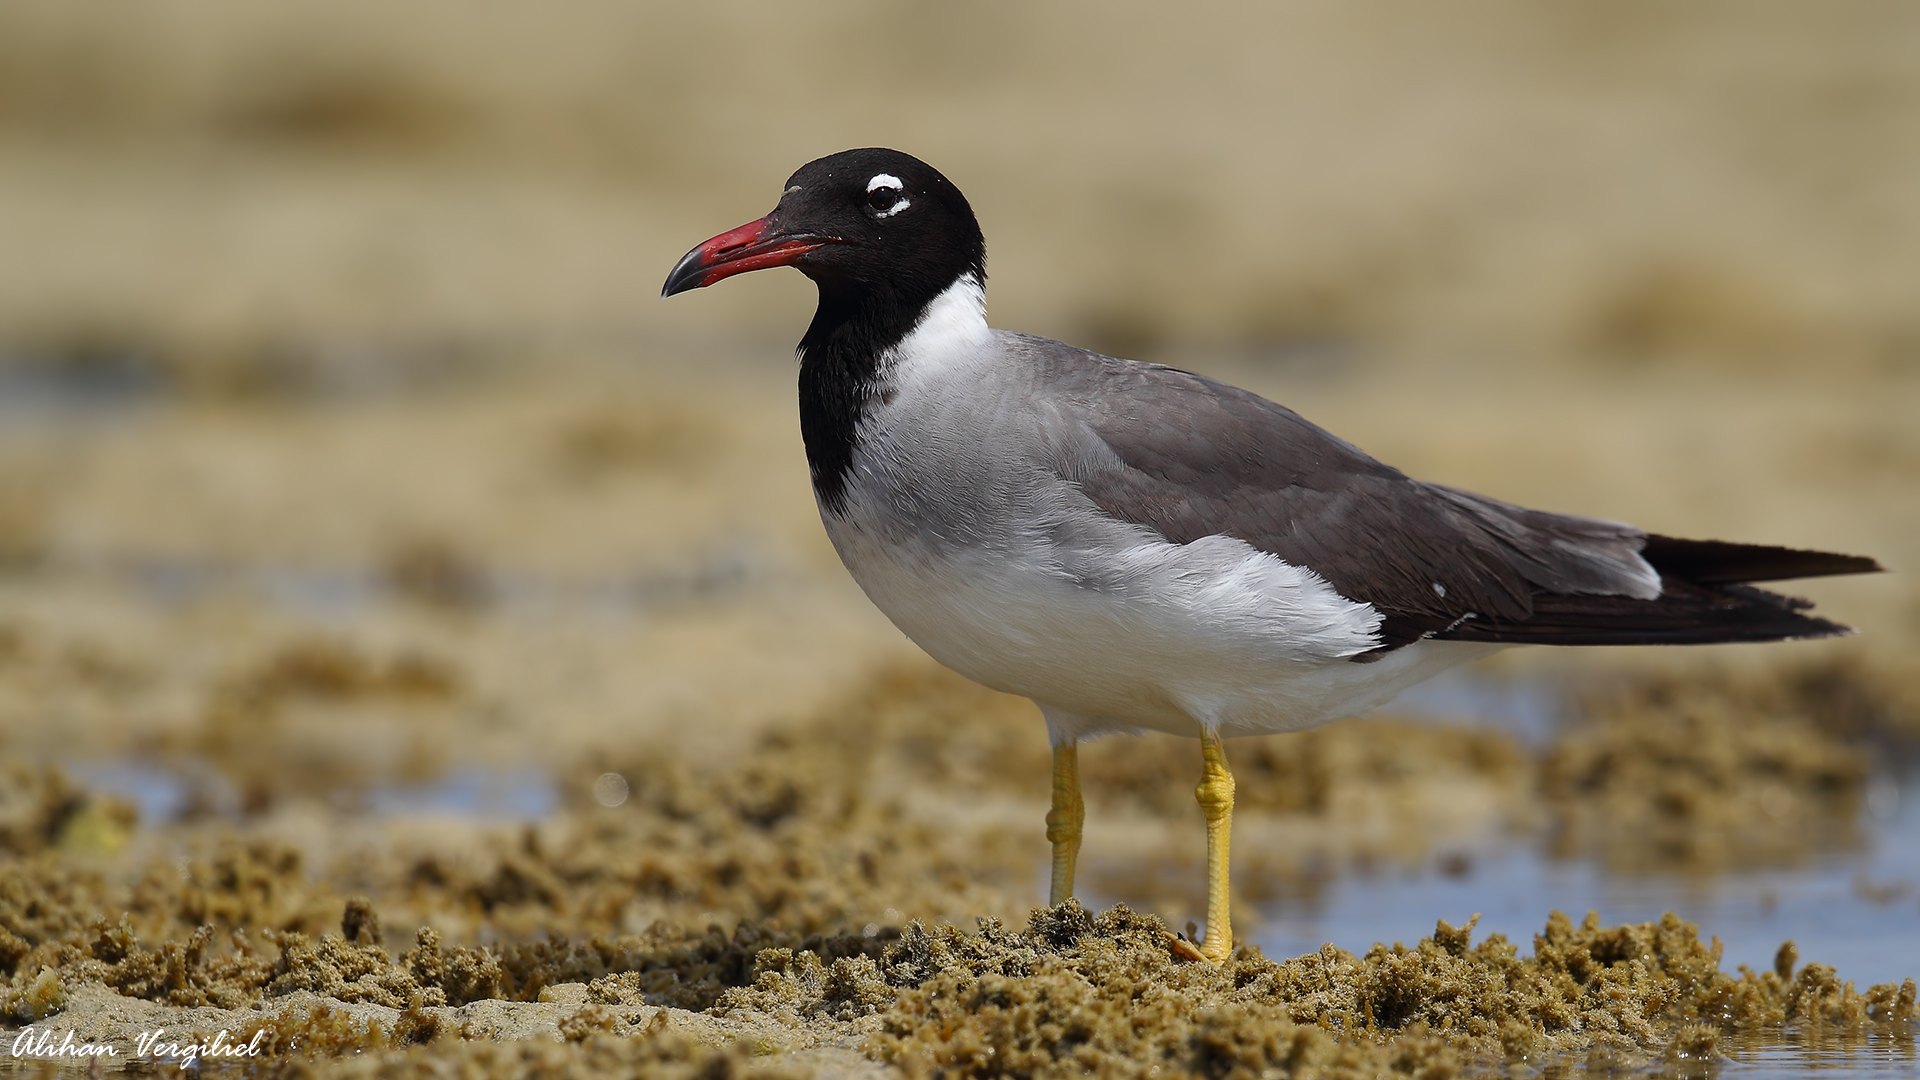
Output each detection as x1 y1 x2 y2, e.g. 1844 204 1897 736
660 216 835 297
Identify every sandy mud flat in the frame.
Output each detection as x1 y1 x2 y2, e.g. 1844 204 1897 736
3 642 1918 1078
4 4 1920 1075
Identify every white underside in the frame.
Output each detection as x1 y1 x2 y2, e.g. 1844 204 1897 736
828 513 1503 741
818 277 1503 744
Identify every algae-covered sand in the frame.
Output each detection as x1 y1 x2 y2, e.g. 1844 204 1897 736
4 1 1920 1076
3 658 1918 1077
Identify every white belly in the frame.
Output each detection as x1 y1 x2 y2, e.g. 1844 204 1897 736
821 494 1499 742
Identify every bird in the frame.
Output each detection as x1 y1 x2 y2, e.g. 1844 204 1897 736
661 147 1882 963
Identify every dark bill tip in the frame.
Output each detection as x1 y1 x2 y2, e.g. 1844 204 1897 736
660 216 833 298
660 245 713 298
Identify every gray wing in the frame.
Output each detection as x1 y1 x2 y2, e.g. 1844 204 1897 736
1018 336 1869 655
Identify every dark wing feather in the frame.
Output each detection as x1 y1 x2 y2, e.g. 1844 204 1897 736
1026 338 1880 655
1638 535 1881 584
1434 581 1852 646
1038 343 1660 648
1434 537 1883 646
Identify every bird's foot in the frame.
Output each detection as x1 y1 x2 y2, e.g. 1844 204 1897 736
1164 929 1209 963
1046 740 1084 906
1196 732 1236 964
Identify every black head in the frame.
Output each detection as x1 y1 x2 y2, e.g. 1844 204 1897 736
661 148 985 316
661 149 988 516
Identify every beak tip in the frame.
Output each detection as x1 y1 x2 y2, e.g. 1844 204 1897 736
660 249 708 299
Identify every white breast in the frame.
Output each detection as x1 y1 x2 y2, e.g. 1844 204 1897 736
816 279 1498 741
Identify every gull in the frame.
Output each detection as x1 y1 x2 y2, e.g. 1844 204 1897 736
662 148 1881 962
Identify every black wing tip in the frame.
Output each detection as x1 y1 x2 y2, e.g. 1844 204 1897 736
1422 580 1862 649
1784 620 1858 642
1432 618 1857 648
1641 534 1884 585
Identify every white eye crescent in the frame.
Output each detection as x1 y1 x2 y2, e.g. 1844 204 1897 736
865 173 911 218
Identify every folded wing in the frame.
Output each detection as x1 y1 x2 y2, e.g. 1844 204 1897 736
1030 339 1881 658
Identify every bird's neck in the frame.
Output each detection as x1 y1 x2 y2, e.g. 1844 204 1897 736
798 273 986 514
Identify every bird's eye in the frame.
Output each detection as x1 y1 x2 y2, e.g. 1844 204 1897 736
864 174 910 217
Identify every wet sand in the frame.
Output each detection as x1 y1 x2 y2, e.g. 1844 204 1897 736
4 3 1920 1074
1 341 1917 1080
3 624 1918 1076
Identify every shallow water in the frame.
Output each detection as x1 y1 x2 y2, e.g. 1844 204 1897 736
361 766 559 820
1270 670 1920 994
38 547 768 624
1244 795 1920 1076
1254 770 1919 989
1388 666 1569 745
1709 1031 1919 1080
0 349 167 427
66 759 561 824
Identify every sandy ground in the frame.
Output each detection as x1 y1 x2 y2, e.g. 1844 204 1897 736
2 3 1918 1075
1 643 1916 1078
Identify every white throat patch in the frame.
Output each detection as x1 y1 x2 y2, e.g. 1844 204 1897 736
889 274 990 368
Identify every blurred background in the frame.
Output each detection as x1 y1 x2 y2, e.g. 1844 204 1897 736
1 0 1917 998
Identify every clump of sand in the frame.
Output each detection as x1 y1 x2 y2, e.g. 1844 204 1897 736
737 902 1915 1078
8 894 1910 1080
1542 658 1917 874
0 763 136 858
284 1011 815 1080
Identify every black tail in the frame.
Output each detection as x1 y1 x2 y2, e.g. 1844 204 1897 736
1436 536 1883 647
1637 535 1881 584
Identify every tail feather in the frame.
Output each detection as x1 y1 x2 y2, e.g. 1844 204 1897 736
1436 579 1852 646
1640 535 1882 584
1432 536 1880 648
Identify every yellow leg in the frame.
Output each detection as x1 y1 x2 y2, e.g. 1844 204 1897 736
1046 740 1084 906
1196 732 1236 962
